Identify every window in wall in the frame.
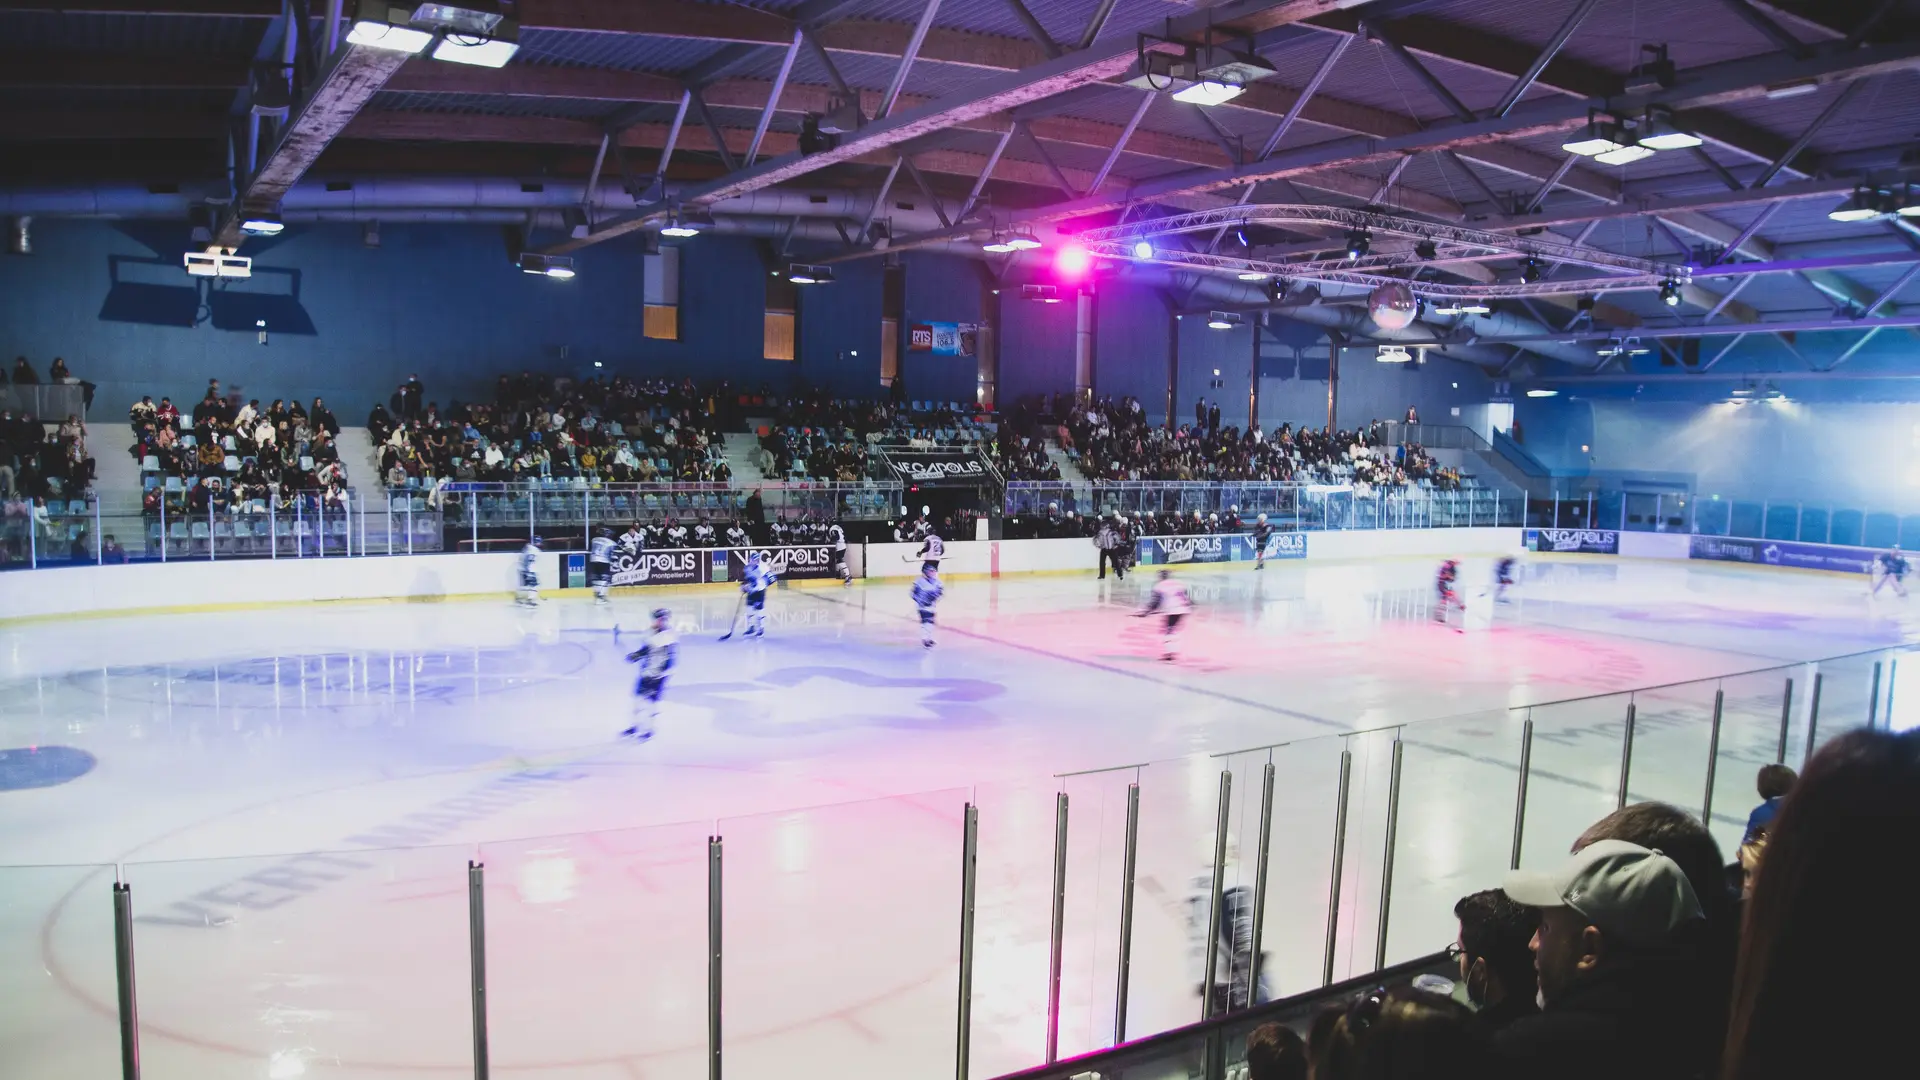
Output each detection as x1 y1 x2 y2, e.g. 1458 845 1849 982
643 247 681 341
1489 402 1514 433
764 270 798 361
881 265 904 386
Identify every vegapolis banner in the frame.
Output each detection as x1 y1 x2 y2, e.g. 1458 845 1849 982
1135 533 1305 565
886 451 991 485
1526 528 1620 555
561 545 836 587
907 322 978 356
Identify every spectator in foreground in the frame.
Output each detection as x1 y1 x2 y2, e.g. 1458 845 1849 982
1243 1021 1307 1080
1743 763 1795 845
1496 839 1704 1080
1453 888 1539 1033
1309 987 1491 1080
1723 729 1920 1080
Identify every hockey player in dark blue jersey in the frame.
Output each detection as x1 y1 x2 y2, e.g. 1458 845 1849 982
912 564 944 648
1874 546 1909 598
589 527 617 605
621 607 677 740
1494 555 1517 603
1434 559 1462 626
1250 514 1274 569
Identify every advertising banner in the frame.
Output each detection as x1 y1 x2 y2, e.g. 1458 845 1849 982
718 545 840 582
885 451 992 485
907 321 978 356
1134 532 1306 565
1688 535 1878 574
1526 528 1621 555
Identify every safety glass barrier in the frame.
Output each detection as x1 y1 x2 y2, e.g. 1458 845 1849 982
1709 668 1807 857
127 843 474 1080
0 863 123 1079
480 820 713 1080
719 789 968 1079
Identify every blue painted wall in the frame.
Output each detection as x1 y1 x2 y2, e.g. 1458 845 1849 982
995 286 1078 407
1093 280 1172 425
900 253 984 406
1176 312 1255 430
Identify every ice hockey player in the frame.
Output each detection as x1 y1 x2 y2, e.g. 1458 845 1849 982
826 520 851 586
740 549 779 638
1223 505 1244 532
725 520 750 548
1135 567 1193 662
1435 559 1462 626
665 518 690 548
1096 514 1126 580
692 519 716 547
1874 545 1909 597
619 520 645 554
1494 555 1517 603
912 564 944 648
588 527 616 605
620 607 677 741
516 535 543 607
915 527 945 574
1251 513 1274 569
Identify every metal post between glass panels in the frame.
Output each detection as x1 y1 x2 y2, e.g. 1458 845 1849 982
295 500 304 559
269 500 276 559
1702 689 1725 822
208 505 217 562
468 861 489 1080
1045 791 1069 1062
471 497 480 554
27 510 36 568
1373 736 1405 971
1323 748 1353 987
1248 763 1275 1008
956 803 978 1080
1617 701 1637 809
708 835 723 1080
315 502 324 560
1806 673 1824 763
94 497 102 564
406 500 414 556
1868 661 1883 729
1201 771 1231 1020
113 879 140 1080
1511 716 1534 870
1113 781 1142 1045
1776 678 1794 763
158 498 166 563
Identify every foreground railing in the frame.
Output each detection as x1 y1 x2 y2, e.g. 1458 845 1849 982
5 628 1904 1080
1528 490 1920 545
1006 481 1520 529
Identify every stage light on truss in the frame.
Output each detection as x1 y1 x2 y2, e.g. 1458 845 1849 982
1659 279 1682 306
1344 229 1370 259
1055 243 1091 278
1236 270 1268 281
1131 240 1154 259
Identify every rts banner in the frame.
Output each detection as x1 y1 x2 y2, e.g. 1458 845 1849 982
907 321 978 356
1134 532 1306 565
1688 535 1878 574
1526 528 1621 555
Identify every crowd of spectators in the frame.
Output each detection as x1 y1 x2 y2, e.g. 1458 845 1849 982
1228 728 1919 1080
753 392 991 481
129 380 350 515
369 372 733 488
0 406 93 501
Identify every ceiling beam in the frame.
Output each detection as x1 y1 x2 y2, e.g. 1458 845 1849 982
0 108 225 140
0 53 250 89
0 0 278 13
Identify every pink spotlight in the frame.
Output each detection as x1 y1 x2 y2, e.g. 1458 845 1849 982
1055 243 1091 278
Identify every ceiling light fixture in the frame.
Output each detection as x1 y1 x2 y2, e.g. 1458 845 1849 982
1237 270 1268 281
1828 185 1894 222
238 209 284 236
1562 114 1626 157
1003 224 1042 251
788 263 833 285
981 234 1017 253
1206 310 1242 330
1520 258 1543 284
518 253 575 279
1594 141 1656 166
1172 78 1245 106
1635 106 1702 151
430 27 517 67
1375 345 1412 363
1525 388 1559 397
660 211 701 238
1659 279 1682 306
1131 240 1154 259
1344 229 1370 259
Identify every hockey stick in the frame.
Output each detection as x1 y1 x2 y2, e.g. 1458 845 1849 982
717 592 746 641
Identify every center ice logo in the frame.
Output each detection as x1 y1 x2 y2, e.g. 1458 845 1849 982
670 666 1005 737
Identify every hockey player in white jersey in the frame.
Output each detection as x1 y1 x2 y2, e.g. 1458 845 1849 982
739 550 779 638
620 607 677 741
588 527 617 605
827 521 851 586
912 564 944 647
1134 568 1192 661
914 529 945 573
1250 514 1273 569
516 536 543 607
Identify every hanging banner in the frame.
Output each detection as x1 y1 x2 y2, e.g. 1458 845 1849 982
1526 528 1620 555
1688 535 1878 574
908 321 978 356
885 451 992 485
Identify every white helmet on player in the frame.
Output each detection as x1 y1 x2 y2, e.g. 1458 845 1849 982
1257 513 1267 523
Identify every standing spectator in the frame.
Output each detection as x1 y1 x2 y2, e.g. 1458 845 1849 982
403 373 424 418
1453 889 1540 1033
1405 405 1419 423
311 397 340 437
13 356 39 384
1244 1022 1308 1080
48 357 72 383
1207 400 1221 436
1723 729 1920 1080
1494 839 1705 1080
744 487 764 527
1194 396 1206 430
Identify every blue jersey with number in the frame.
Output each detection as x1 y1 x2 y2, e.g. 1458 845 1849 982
743 562 778 594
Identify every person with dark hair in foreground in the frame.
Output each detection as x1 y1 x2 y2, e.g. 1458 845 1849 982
1453 888 1540 1033
1496 839 1705 1080
1722 729 1920 1080
1242 1021 1307 1080
1743 764 1796 844
1308 987 1491 1080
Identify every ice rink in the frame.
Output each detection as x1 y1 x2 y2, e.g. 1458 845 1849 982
3 554 1914 1080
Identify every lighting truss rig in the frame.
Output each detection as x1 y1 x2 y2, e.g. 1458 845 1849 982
1076 205 1690 300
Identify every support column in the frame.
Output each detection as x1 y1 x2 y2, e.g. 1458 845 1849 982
1074 288 1093 399
1326 334 1342 432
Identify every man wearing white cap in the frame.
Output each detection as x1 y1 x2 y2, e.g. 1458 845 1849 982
1496 839 1707 1080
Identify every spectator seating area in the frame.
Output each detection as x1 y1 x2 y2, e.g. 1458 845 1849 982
369 373 734 489
751 394 996 481
1 404 95 502
129 387 351 516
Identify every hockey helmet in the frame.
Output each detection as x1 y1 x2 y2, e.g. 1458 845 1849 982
747 549 762 562
1158 568 1173 579
1257 513 1268 523
528 535 544 546
652 607 671 621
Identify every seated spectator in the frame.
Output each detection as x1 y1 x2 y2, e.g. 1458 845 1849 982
12 356 38 384
1738 763 1796 897
1496 839 1705 1080
1722 729 1919 1080
130 395 156 426
101 533 127 563
1453 888 1539 1033
1243 1021 1307 1080
1309 986 1491 1080
311 397 340 437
